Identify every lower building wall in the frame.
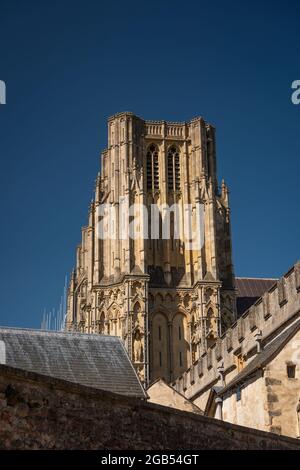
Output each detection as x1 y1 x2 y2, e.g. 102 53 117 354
264 333 300 437
220 329 300 438
222 372 268 431
0 365 299 450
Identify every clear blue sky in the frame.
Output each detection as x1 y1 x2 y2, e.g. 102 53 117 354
0 0 299 328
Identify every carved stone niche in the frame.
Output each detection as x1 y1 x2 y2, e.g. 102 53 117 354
277 278 287 307
248 306 257 330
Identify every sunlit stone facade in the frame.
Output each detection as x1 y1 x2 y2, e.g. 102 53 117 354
66 112 236 385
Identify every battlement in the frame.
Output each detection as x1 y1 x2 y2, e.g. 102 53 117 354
106 112 213 141
174 261 300 401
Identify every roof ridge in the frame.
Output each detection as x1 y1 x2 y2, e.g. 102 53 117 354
0 326 119 340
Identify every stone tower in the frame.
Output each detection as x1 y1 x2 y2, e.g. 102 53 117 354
66 112 236 386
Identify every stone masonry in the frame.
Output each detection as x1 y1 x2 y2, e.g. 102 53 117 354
0 364 300 450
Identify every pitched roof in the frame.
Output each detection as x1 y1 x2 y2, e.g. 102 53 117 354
235 277 277 297
0 327 146 399
218 319 300 396
235 277 277 316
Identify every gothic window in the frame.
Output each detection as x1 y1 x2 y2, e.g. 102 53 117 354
167 145 180 191
172 313 189 379
152 313 169 381
146 144 159 191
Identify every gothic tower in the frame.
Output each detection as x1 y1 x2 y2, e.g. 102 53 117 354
66 112 236 386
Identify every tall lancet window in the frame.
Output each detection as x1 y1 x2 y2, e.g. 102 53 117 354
146 144 159 191
167 145 180 191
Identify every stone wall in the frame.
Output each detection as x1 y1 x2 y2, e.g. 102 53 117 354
217 328 300 438
222 371 268 432
173 262 300 407
264 329 300 437
0 364 299 450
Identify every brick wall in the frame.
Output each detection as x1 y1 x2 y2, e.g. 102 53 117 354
0 365 299 450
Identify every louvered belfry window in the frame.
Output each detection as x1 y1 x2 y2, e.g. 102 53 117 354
146 144 159 191
167 145 180 191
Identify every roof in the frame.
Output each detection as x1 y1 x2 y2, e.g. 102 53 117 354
0 327 146 399
235 277 277 297
218 319 300 396
235 277 277 316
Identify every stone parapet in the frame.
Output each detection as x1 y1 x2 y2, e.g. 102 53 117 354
174 262 300 400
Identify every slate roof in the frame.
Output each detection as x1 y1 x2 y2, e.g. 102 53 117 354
0 327 146 398
235 277 277 316
218 319 300 396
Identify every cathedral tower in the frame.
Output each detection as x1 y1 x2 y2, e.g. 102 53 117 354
66 112 236 386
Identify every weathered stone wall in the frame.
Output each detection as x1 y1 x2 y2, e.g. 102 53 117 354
221 371 268 432
174 262 300 403
264 329 300 437
204 328 300 438
0 364 299 450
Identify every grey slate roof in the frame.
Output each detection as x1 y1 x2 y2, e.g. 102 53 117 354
0 327 146 398
218 319 300 396
235 277 277 316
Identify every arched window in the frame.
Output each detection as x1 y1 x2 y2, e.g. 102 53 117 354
146 144 159 191
172 313 189 379
167 145 180 191
151 313 169 381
